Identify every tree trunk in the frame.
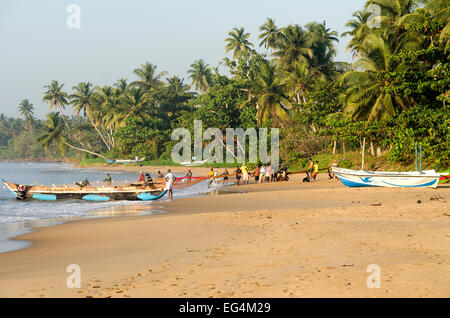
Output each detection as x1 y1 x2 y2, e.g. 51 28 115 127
332 140 337 155
88 115 111 150
376 146 382 157
64 142 110 159
369 140 375 156
342 142 346 160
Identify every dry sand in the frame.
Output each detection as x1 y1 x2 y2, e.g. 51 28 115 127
0 173 449 298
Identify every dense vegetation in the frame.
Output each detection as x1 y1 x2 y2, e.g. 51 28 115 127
1 0 448 170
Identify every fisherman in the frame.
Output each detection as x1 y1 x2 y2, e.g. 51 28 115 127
312 161 319 180
103 173 112 186
165 169 175 199
266 165 272 182
254 164 260 183
241 163 249 185
157 171 164 178
221 168 229 186
234 166 242 186
75 178 90 188
259 165 265 183
280 164 288 181
208 168 215 186
185 169 193 182
16 184 27 200
328 160 338 179
308 158 314 175
144 173 154 186
138 171 144 182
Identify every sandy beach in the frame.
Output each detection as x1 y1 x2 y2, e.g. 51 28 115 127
0 172 449 298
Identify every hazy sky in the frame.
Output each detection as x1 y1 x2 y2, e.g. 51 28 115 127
0 0 365 118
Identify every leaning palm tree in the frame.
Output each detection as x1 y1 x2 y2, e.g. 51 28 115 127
188 59 212 93
243 61 290 127
259 18 279 51
43 80 68 113
39 112 109 159
131 62 168 91
225 27 254 60
71 82 112 150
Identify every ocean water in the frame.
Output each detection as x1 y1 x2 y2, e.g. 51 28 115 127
0 161 217 252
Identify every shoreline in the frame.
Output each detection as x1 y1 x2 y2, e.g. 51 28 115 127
0 174 449 297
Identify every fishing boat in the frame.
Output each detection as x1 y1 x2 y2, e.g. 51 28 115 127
2 179 166 201
104 157 145 164
179 160 207 167
331 167 441 188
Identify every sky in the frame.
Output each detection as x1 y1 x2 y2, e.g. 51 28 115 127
0 0 365 118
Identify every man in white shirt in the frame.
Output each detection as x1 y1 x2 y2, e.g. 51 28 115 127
165 169 175 199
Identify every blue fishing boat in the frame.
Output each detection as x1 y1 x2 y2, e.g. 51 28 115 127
331 168 441 188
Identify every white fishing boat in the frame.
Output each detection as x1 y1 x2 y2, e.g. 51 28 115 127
331 167 441 188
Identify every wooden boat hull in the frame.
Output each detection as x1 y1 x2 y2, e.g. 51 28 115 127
331 168 440 188
3 180 166 201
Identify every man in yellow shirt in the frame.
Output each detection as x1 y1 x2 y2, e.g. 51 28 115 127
241 164 249 185
312 161 319 180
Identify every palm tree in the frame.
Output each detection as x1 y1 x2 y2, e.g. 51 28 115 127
18 99 34 119
272 24 313 71
18 99 34 130
188 59 212 93
167 76 190 94
70 82 94 117
340 33 408 121
39 112 109 159
259 18 279 51
114 78 129 94
43 80 68 112
342 9 373 59
225 27 254 60
123 87 151 122
243 61 290 127
131 62 167 91
283 62 318 104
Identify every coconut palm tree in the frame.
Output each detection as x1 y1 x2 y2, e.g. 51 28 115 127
18 99 34 130
283 62 318 104
225 27 254 60
259 18 279 51
70 82 94 117
39 112 109 159
43 80 68 113
188 59 212 93
123 87 151 122
114 78 129 94
272 24 313 71
340 33 408 121
342 9 373 59
243 61 290 127
167 76 190 94
131 62 167 91
18 99 34 120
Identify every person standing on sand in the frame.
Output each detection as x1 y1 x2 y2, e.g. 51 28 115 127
208 168 215 186
185 169 192 182
234 166 242 186
266 165 272 182
312 161 319 180
165 169 175 199
221 168 229 186
241 164 249 185
308 158 314 175
259 166 265 183
254 165 260 183
138 171 144 182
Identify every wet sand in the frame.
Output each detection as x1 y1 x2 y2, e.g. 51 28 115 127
0 173 449 297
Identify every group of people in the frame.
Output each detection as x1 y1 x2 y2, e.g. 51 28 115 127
205 163 289 187
138 170 175 199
